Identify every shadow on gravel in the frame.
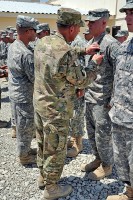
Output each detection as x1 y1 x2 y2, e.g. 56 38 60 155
1 96 10 103
23 163 38 168
1 86 8 92
58 174 124 200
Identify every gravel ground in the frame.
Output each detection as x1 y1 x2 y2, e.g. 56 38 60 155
0 80 125 200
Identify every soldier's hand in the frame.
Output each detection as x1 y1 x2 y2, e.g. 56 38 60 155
92 54 104 65
0 65 8 69
85 43 100 55
76 89 84 98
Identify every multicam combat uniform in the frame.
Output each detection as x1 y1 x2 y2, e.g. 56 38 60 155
34 32 98 184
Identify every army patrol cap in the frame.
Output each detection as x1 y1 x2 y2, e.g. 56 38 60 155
115 30 129 37
13 32 18 40
120 0 133 12
83 28 90 34
85 8 110 21
6 26 14 31
57 7 84 27
1 33 8 38
36 23 50 34
16 15 39 29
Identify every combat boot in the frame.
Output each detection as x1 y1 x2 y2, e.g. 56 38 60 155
38 173 45 189
43 183 73 200
18 154 36 165
106 186 133 200
81 158 101 172
11 126 16 138
88 163 112 180
67 136 83 157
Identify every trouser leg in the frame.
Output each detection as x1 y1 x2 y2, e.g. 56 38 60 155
69 96 85 137
112 123 133 186
16 102 35 156
85 102 100 159
35 111 69 184
10 101 17 128
94 104 113 166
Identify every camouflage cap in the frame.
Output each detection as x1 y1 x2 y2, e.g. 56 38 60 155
0 30 5 34
16 15 39 29
115 30 129 37
120 0 133 12
6 26 14 30
13 32 18 40
85 8 110 21
83 28 90 34
36 23 50 34
10 27 17 33
50 30 57 35
1 33 7 38
57 7 84 27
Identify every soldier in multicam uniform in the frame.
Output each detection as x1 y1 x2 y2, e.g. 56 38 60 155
34 7 103 200
107 0 133 199
7 15 38 165
115 29 129 43
67 34 87 158
81 9 120 180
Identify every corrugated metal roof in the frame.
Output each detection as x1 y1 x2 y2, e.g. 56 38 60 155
0 1 60 14
0 1 88 15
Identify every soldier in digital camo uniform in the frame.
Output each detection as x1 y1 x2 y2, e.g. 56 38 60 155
107 0 133 199
115 29 129 43
81 9 120 180
34 7 103 200
7 15 38 165
67 34 87 158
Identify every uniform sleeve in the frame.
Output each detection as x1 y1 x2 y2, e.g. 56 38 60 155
23 53 34 83
56 50 97 89
106 41 120 74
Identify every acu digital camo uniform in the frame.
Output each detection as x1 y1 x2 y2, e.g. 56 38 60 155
85 31 120 166
109 38 133 185
69 35 87 137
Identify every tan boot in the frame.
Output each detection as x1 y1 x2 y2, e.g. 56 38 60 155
88 164 112 180
81 158 101 172
106 194 128 200
38 174 45 189
43 183 73 200
106 186 133 200
11 126 16 138
67 137 75 148
67 136 83 158
18 154 36 165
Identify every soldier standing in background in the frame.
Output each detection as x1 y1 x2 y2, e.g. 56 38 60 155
83 28 93 42
81 9 120 181
36 23 50 39
115 29 129 43
67 34 88 158
107 0 133 199
7 15 38 165
34 7 103 200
